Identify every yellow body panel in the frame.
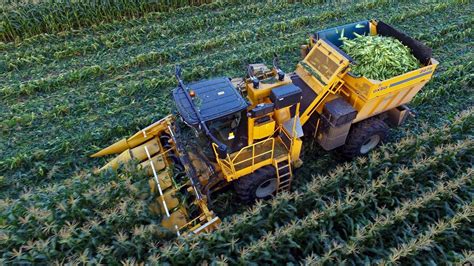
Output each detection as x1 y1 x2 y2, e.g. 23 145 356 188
159 190 180 211
253 120 276 140
91 115 173 157
297 39 351 125
148 171 173 192
343 58 438 122
274 107 291 124
98 137 161 171
140 154 166 176
290 138 303 163
298 35 438 126
161 208 188 230
247 76 292 105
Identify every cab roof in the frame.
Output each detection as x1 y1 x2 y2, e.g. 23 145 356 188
172 77 249 126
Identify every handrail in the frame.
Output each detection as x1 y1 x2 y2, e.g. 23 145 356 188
233 149 274 166
280 126 293 150
212 138 275 178
229 138 274 164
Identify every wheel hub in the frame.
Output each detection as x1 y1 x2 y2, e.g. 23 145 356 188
255 178 277 198
360 135 381 154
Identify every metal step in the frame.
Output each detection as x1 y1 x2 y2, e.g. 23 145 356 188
279 172 291 178
275 154 293 193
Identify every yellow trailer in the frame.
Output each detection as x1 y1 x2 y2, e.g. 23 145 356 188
92 19 438 235
296 19 438 155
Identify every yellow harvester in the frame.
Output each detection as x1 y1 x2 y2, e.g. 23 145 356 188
91 20 438 235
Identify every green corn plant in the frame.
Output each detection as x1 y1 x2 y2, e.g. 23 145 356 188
341 35 421 80
237 139 473 263
0 169 172 264
0 0 222 42
239 181 383 262
5 0 449 76
380 202 473 265
1 1 287 65
313 168 473 264
387 1 453 24
456 250 474 265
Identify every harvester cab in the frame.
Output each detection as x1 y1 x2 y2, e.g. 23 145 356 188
172 70 249 155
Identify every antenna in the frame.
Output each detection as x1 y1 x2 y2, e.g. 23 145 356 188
247 65 259 89
273 53 285 81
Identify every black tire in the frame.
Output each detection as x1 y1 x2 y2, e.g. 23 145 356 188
340 117 389 158
234 166 277 203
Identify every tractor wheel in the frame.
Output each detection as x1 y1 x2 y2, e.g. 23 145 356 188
234 166 277 203
340 117 389 158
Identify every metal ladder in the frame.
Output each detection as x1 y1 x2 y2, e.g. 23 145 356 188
275 154 293 192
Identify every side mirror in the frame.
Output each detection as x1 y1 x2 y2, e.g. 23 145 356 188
216 143 228 159
273 54 285 81
247 65 259 89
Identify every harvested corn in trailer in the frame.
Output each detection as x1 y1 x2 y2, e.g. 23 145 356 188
341 34 421 80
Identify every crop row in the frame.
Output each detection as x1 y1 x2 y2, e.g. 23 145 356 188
300 200 473 265
1 1 468 99
0 167 174 264
2 5 470 102
11 5 472 102
1 1 300 53
0 0 328 76
239 161 472 264
0 0 410 90
3 0 464 87
380 201 473 265
0 1 466 119
155 108 474 264
11 0 470 87
0 1 283 71
0 0 222 42
0 0 399 73
415 16 474 48
1 0 302 50
312 168 473 264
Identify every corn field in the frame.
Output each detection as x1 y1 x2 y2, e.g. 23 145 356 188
0 0 215 42
0 0 473 264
